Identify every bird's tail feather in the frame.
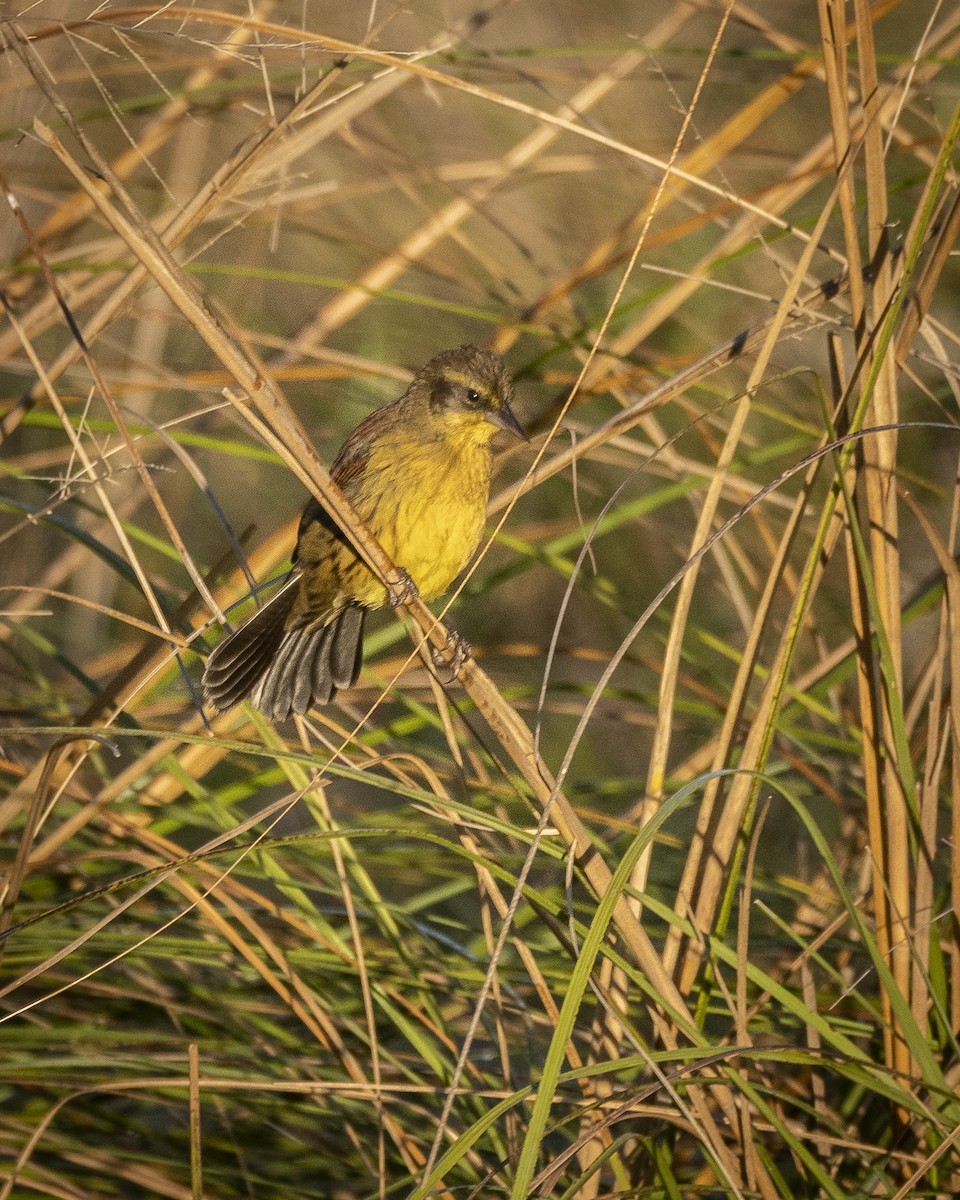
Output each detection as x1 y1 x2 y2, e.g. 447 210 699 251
203 578 366 719
251 604 365 720
203 577 299 713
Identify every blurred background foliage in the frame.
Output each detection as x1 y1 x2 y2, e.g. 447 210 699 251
1 1 960 1196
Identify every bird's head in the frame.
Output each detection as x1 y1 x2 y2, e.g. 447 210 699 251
411 345 526 444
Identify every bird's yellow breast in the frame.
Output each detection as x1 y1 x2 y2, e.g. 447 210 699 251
343 416 494 607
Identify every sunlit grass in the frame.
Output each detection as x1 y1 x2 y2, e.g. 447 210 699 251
1 1 959 1196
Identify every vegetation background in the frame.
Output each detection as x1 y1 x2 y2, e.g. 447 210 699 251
1 1 959 1196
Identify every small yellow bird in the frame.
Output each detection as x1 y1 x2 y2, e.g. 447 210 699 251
203 345 524 720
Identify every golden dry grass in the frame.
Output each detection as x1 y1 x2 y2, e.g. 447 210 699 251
1 2 960 1196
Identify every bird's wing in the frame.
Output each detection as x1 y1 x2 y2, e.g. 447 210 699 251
292 403 402 559
330 401 399 489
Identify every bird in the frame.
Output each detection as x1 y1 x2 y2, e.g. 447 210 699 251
202 344 524 720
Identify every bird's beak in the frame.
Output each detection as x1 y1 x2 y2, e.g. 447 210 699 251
490 400 528 441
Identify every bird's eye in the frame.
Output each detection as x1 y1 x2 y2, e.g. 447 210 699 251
465 388 482 406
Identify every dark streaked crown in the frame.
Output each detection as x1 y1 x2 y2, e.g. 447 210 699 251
411 344 525 439
418 344 513 417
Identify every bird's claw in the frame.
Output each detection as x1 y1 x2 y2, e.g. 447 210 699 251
431 629 471 684
387 567 419 609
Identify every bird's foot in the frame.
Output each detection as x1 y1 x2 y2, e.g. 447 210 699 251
431 628 471 684
387 567 419 609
